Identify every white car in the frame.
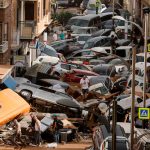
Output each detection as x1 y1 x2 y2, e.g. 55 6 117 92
32 56 59 66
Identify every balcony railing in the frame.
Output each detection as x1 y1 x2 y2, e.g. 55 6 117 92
0 41 8 53
19 21 36 40
0 0 9 8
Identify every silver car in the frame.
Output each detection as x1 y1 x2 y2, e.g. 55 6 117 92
15 82 81 109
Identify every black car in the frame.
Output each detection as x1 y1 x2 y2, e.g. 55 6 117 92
83 36 111 49
101 19 119 29
65 14 101 31
93 124 129 150
83 36 131 49
92 29 112 37
92 64 116 77
50 39 82 56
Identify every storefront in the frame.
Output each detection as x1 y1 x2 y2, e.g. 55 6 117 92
0 65 17 90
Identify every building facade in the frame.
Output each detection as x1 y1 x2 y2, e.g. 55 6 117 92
124 0 150 36
0 0 52 65
0 0 11 64
19 0 52 40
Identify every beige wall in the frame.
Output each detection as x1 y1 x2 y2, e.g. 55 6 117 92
35 0 52 36
124 0 150 36
140 0 150 36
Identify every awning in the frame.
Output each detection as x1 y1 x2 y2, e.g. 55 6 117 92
4 76 17 90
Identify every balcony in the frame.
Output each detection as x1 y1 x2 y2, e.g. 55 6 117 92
0 0 9 8
20 21 36 40
0 41 8 53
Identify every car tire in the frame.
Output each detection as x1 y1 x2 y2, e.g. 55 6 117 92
20 90 32 100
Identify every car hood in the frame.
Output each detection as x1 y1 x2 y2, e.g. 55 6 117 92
57 97 82 109
16 83 82 109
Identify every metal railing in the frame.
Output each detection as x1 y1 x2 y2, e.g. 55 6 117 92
19 21 36 40
0 0 9 8
0 41 8 53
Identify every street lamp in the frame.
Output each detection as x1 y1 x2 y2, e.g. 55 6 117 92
112 15 143 34
112 15 143 150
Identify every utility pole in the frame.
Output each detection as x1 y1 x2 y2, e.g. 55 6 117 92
130 0 136 149
143 7 150 108
143 7 150 129
112 99 117 150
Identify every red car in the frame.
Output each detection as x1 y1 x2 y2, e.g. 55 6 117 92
63 69 98 83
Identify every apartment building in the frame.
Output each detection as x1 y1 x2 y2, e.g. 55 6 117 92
0 0 52 65
125 0 150 36
19 0 52 40
0 0 11 64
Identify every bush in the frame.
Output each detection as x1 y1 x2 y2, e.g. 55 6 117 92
52 11 74 26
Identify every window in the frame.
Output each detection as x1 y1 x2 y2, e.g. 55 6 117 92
4 23 8 41
42 47 57 57
0 23 2 44
74 52 82 57
39 58 43 62
128 80 139 87
43 0 46 16
116 50 126 57
95 41 102 47
25 2 34 20
75 74 84 78
137 98 143 103
103 30 111 36
61 64 71 70
84 42 94 49
82 51 91 56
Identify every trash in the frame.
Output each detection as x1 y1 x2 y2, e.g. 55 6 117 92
47 142 58 148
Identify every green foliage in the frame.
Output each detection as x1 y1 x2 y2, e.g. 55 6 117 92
52 11 74 26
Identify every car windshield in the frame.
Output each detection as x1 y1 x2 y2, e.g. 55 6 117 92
68 18 89 27
90 78 109 94
136 56 144 62
68 19 78 25
84 41 94 49
42 47 57 57
108 59 123 65
73 28 90 34
93 67 111 76
78 36 90 41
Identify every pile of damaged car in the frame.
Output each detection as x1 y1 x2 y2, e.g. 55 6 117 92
1 1 150 150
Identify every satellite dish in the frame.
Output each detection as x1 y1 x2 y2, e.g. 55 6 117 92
98 103 108 114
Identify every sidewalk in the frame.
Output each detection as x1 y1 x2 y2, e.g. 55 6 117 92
0 143 92 150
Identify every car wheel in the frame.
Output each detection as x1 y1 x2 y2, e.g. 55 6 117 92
20 90 32 100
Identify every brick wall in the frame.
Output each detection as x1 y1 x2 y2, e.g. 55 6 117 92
0 50 10 64
0 2 11 64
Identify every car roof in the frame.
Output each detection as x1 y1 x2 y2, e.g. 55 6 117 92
135 62 150 70
72 69 98 75
92 29 112 37
86 36 110 42
75 26 98 29
71 14 100 20
116 46 132 49
136 52 150 57
99 12 117 18
93 64 114 68
72 49 91 54
115 39 130 44
78 34 92 36
89 75 110 81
